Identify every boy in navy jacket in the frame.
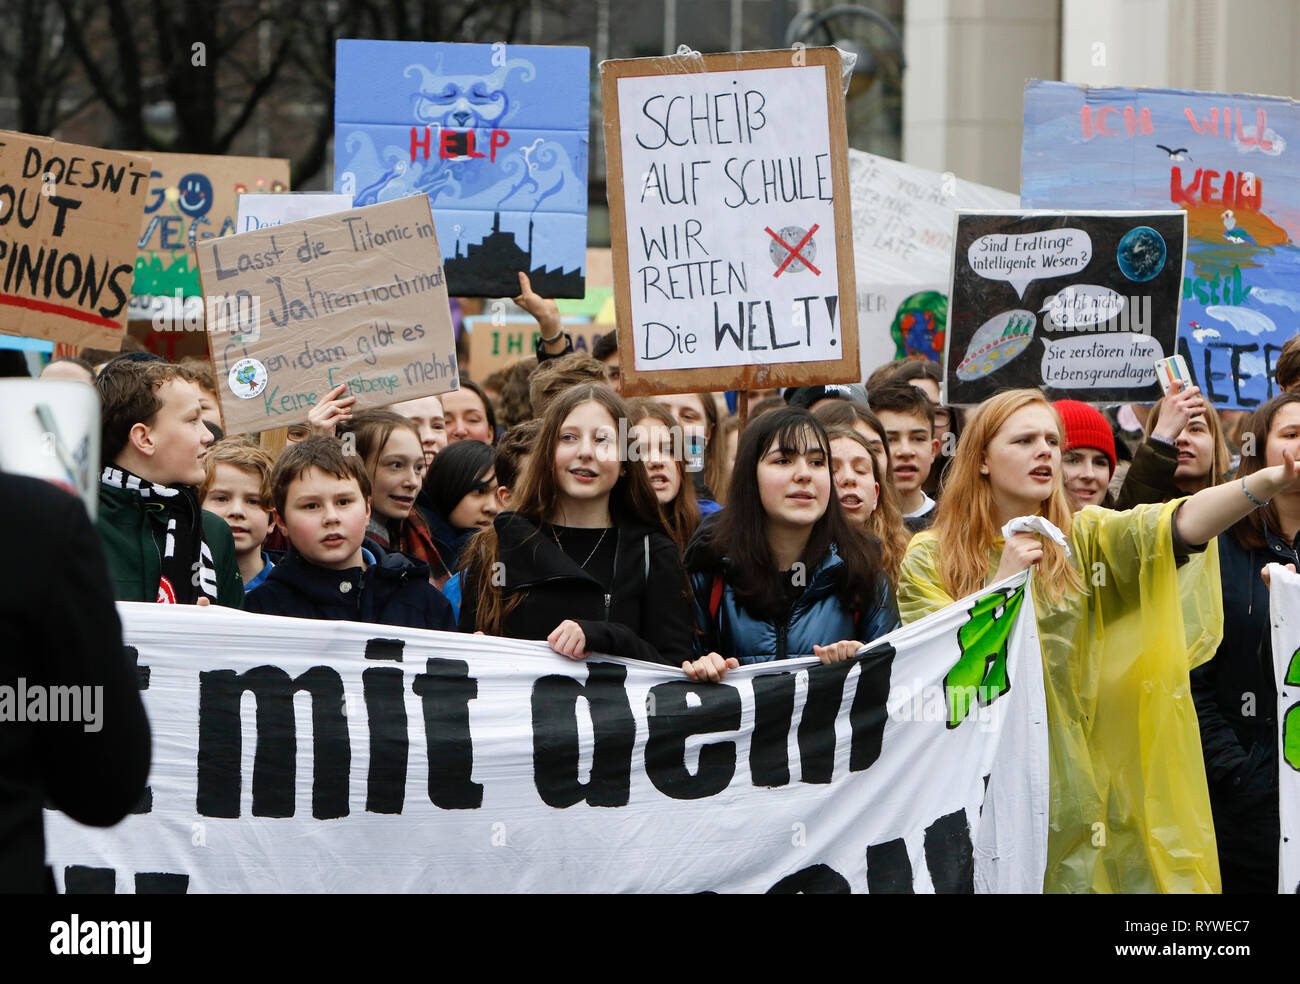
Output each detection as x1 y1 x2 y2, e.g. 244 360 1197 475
246 437 456 631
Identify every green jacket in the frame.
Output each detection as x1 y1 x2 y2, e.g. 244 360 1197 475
96 481 244 608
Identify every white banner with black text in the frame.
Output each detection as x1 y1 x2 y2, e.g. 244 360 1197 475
46 572 1048 893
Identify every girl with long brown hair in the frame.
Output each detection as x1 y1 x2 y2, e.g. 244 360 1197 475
458 385 693 666
684 408 898 682
624 398 701 558
897 388 1300 893
337 409 449 585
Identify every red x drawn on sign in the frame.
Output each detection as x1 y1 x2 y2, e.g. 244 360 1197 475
765 224 821 277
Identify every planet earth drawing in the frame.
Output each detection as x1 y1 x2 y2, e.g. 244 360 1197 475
1116 226 1166 282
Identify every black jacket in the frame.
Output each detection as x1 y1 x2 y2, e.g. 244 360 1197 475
1192 524 1300 893
1115 434 1181 510
458 511 693 666
0 475 151 893
245 539 457 631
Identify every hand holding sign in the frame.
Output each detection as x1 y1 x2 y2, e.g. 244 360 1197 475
307 383 357 437
514 271 563 341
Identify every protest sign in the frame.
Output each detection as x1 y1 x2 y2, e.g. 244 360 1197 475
848 150 1017 376
0 130 150 349
0 379 99 518
1022 80 1300 410
1275 566 1300 893
133 152 289 300
943 210 1185 406
236 193 354 233
601 48 859 398
334 40 590 298
195 194 458 435
45 572 1047 893
463 315 606 379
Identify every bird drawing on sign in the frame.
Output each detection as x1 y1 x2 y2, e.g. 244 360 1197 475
1156 144 1191 160
1189 320 1221 343
1221 209 1254 244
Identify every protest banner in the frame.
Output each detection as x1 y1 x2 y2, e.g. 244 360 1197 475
195 194 458 435
334 40 590 298
463 315 607 379
132 152 289 300
236 193 354 234
848 150 1017 376
943 210 1186 406
1021 80 1300 410
44 572 1047 893
0 130 150 349
601 48 860 398
1274 566 1300 893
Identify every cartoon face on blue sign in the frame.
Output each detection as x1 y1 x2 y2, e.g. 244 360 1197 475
176 173 213 218
409 69 512 130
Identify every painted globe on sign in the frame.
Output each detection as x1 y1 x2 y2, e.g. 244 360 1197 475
1116 226 1167 282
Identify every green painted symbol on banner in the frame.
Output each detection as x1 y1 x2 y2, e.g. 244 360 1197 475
1282 645 1300 771
945 584 1025 729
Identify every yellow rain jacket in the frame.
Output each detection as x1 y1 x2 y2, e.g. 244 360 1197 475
898 500 1223 893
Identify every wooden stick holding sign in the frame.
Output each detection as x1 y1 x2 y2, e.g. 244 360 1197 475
196 194 459 435
600 48 859 398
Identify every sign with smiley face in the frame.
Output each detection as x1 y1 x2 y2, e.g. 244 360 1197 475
131 152 290 302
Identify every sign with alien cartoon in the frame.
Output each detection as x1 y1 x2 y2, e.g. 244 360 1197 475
334 40 590 298
131 152 290 312
943 210 1186 406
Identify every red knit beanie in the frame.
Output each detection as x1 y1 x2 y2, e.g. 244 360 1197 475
1052 400 1117 473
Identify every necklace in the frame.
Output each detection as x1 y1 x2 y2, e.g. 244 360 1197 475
551 524 609 569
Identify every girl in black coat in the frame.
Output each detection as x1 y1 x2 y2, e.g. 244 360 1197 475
1192 392 1300 893
458 384 693 666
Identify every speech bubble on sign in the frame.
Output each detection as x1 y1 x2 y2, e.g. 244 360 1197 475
967 228 1092 299
1039 332 1162 389
1039 284 1125 329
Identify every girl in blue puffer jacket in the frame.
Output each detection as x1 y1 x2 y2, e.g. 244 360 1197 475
683 408 900 682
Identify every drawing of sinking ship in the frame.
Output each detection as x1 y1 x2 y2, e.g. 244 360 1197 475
956 309 1037 382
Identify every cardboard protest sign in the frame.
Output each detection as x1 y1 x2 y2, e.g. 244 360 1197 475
943 210 1186 406
195 195 457 434
1022 81 1300 410
236 192 353 233
848 149 1017 377
0 131 150 348
45 571 1047 892
133 152 290 299
1275 566 1300 893
601 48 859 397
334 40 590 298
463 314 607 378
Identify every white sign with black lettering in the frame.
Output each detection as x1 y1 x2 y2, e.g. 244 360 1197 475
44 574 1047 893
615 66 844 372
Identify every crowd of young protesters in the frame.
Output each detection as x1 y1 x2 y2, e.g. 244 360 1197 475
12 278 1300 895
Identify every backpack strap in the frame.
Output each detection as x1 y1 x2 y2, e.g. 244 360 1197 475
709 573 725 622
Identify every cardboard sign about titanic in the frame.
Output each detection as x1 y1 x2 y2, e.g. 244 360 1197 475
944 210 1186 406
1022 81 1300 410
334 40 590 298
196 195 458 435
0 130 151 348
601 48 859 396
